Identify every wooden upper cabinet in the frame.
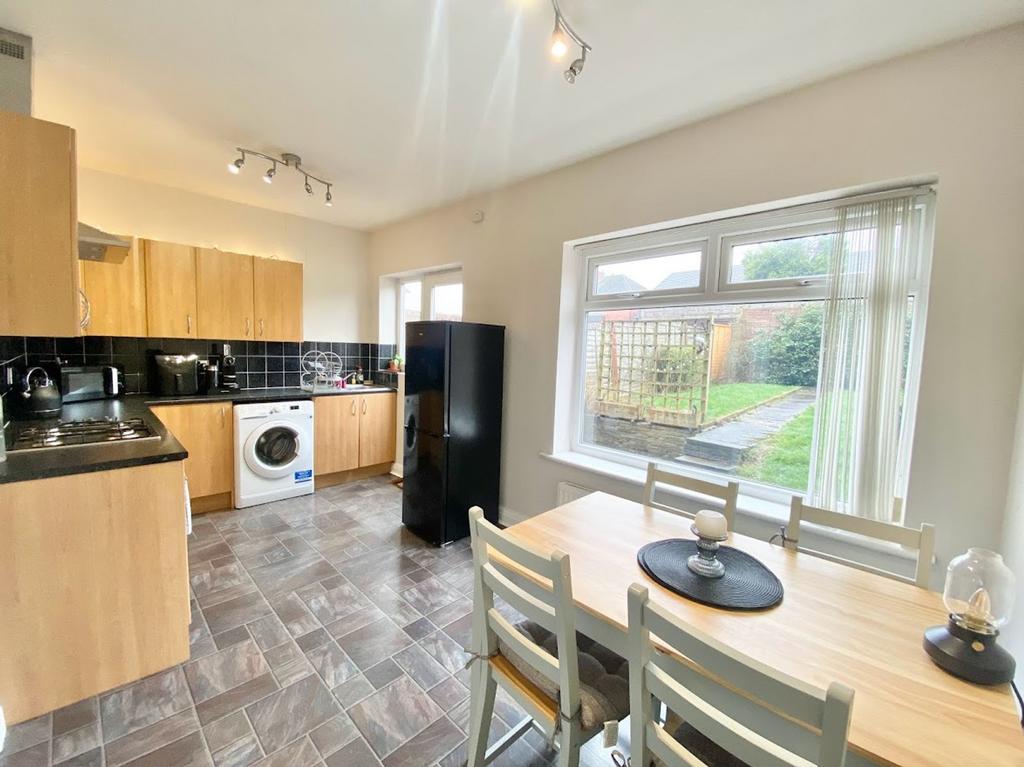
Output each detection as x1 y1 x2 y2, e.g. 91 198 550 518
196 248 254 340
314 396 360 475
149 402 233 499
0 110 80 337
80 238 148 337
144 240 198 338
358 393 397 467
253 257 303 342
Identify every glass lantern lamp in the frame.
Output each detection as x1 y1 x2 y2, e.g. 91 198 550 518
923 548 1016 685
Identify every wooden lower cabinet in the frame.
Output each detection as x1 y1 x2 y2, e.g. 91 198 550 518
358 392 397 467
0 461 190 724
314 395 360 475
314 392 396 477
150 402 233 507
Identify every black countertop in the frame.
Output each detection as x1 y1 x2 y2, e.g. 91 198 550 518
0 386 396 485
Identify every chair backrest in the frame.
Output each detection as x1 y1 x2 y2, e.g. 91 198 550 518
642 462 739 530
627 584 854 767
786 497 935 588
468 506 581 727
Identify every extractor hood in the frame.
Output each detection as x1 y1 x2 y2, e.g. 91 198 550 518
78 223 132 262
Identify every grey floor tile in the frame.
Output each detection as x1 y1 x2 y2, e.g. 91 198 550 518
0 713 51 757
393 643 450 690
255 737 320 767
324 738 382 767
202 711 253 754
213 625 253 651
51 721 100 765
308 715 360 758
203 591 274 635
54 746 102 767
211 732 262 767
247 615 291 651
332 675 375 709
295 628 331 652
380 717 463 767
363 660 404 690
399 577 464 616
268 593 321 638
195 674 279 726
347 675 444 757
52 698 97 738
185 639 271 703
105 708 200 767
336 619 413 670
100 668 193 742
0 740 50 767
246 675 339 754
264 642 314 687
426 677 469 711
305 642 360 688
120 731 212 767
418 630 469 676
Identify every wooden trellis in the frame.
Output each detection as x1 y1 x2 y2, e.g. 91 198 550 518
588 318 711 429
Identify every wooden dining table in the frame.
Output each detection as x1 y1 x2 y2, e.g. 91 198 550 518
499 492 1023 767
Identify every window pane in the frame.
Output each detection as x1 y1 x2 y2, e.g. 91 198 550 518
399 281 422 355
581 301 823 492
729 232 832 283
431 282 462 321
592 250 702 296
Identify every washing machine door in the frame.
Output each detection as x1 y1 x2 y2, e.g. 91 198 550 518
244 420 303 479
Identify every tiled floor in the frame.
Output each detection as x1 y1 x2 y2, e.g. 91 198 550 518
0 477 621 767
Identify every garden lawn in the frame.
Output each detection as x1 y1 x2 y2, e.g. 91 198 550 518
704 383 796 421
736 405 814 491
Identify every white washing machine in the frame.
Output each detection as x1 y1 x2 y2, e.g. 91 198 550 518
234 400 314 508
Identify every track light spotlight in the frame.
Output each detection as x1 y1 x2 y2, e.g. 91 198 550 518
325 187 333 207
227 148 333 205
549 0 591 83
550 23 569 60
564 50 586 83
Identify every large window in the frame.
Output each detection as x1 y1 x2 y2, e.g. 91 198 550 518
396 269 463 356
573 189 933 513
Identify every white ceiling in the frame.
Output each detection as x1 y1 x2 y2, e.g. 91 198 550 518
2 1 1021 230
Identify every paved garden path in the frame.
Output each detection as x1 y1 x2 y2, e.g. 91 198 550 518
679 388 816 470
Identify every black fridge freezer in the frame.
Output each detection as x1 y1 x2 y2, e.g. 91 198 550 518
402 321 505 545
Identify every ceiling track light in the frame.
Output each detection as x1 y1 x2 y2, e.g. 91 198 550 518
550 0 591 84
228 148 335 206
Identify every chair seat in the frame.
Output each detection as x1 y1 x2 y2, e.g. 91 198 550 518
496 620 630 732
671 722 750 767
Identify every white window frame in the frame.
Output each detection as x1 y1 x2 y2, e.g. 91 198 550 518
569 187 935 507
394 268 464 357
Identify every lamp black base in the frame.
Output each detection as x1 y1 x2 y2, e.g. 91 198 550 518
923 619 1016 685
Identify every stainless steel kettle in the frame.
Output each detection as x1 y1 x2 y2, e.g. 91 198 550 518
21 366 63 418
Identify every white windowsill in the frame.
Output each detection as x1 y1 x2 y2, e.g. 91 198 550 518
541 450 917 563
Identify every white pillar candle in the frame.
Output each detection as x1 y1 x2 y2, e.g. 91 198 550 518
694 509 727 538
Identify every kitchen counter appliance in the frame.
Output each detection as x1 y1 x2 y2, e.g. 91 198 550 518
60 365 122 403
8 417 156 451
154 354 201 396
18 367 63 418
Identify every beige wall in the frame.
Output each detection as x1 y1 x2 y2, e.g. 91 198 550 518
369 24 1024 576
78 168 372 342
1001 370 1024 683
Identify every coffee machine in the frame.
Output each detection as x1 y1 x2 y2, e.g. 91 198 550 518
212 343 240 392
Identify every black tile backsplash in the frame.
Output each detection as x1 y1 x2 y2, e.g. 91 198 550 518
0 335 401 402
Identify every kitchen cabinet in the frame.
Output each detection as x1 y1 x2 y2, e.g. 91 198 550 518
150 402 233 503
196 248 255 340
0 110 80 337
0 460 189 724
314 395 360 475
314 392 396 476
253 257 303 342
80 237 148 337
358 392 397 467
144 240 199 338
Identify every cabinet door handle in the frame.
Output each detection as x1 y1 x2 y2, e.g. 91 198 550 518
259 319 265 337
78 289 91 330
245 317 251 337
187 314 192 334
220 405 226 425
362 399 367 415
351 401 356 415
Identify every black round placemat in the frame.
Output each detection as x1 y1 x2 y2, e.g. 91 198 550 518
637 539 783 610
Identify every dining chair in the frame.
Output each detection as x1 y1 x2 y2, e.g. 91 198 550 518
466 507 629 767
784 496 936 588
627 583 855 767
642 462 739 530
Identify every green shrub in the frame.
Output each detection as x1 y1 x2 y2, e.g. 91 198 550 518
748 306 822 386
